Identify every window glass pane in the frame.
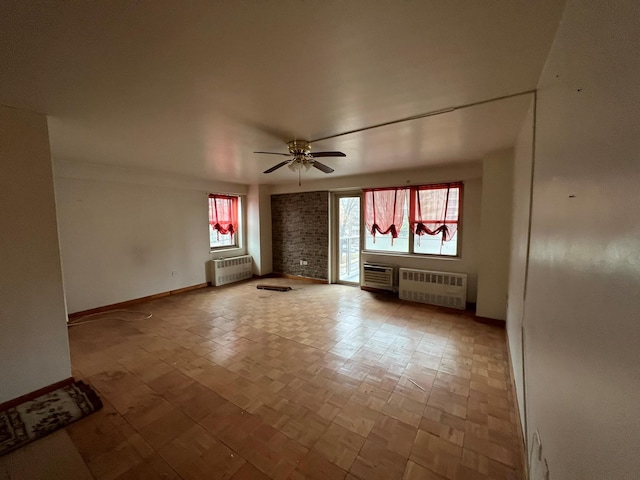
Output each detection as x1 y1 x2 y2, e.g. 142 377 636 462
338 196 360 282
364 234 409 252
364 201 410 253
209 225 236 249
414 231 458 256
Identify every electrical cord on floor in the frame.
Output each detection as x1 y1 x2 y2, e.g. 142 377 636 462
67 309 153 327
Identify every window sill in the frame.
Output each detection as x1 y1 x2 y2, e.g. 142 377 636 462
209 247 244 259
362 250 461 261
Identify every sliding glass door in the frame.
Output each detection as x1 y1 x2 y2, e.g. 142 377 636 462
334 194 361 284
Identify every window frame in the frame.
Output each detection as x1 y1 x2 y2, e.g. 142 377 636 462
362 183 463 258
208 193 241 251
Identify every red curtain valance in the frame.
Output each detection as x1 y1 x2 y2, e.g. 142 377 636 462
208 194 238 238
363 188 407 245
409 182 462 243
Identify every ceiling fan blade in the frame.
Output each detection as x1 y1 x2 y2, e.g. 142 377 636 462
310 151 346 158
254 151 291 156
312 160 334 174
263 160 290 174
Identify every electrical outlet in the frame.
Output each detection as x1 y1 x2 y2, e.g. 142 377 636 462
171 271 177 276
302 260 308 265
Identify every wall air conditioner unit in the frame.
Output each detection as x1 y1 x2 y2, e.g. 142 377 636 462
361 263 395 291
211 255 253 286
399 268 467 309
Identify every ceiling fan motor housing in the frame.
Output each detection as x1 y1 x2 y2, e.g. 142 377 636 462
287 140 312 156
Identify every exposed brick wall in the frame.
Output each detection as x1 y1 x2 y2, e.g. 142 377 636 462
271 191 329 280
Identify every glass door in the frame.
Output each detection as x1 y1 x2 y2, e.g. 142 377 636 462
335 194 361 284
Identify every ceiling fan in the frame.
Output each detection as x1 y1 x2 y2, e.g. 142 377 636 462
255 140 346 178
253 90 534 184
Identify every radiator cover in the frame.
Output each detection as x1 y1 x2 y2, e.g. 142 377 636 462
399 268 467 309
212 255 253 286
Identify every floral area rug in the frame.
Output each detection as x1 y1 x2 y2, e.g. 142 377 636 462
0 381 102 456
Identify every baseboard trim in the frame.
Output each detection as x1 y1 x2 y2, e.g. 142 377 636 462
505 328 528 479
278 273 329 284
0 377 75 411
170 283 208 295
473 315 507 327
68 283 209 319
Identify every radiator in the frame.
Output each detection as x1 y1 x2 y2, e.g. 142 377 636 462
212 255 253 286
361 263 395 291
399 268 467 309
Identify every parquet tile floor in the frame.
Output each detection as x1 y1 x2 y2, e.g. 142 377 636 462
2 279 524 479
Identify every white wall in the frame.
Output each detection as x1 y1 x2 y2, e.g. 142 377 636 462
521 1 640 478
54 160 247 313
506 100 534 432
0 105 71 403
258 185 273 275
476 150 514 319
246 184 273 276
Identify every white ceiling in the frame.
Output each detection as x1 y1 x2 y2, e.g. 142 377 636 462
0 1 565 185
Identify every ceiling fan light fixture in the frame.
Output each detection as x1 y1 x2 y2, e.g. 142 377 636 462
288 161 300 172
288 155 313 172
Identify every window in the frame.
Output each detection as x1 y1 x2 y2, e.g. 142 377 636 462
208 194 239 250
363 182 462 256
363 188 409 253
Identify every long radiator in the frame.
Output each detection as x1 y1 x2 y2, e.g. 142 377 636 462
212 255 253 286
399 268 467 309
